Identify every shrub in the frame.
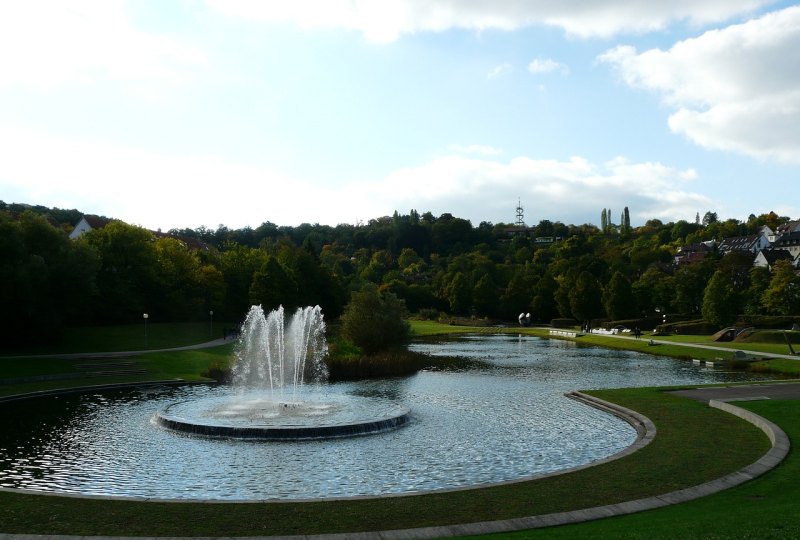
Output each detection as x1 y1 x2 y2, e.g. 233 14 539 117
340 284 410 355
201 363 230 383
551 318 578 328
326 349 433 380
601 317 661 331
417 308 439 321
656 319 718 335
737 315 800 329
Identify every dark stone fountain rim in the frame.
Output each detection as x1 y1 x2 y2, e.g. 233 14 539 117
154 403 411 441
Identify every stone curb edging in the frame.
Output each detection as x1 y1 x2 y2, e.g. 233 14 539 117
357 396 788 540
0 395 788 540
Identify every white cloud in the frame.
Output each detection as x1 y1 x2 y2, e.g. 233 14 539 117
0 128 346 230
0 1 206 88
487 63 513 78
206 0 771 41
528 58 569 75
599 6 800 163
358 154 711 225
0 128 717 229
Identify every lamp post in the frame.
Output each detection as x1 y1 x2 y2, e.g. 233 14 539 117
209 310 214 339
143 313 149 349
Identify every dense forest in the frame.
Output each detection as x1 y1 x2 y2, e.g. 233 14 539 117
1 200 798 346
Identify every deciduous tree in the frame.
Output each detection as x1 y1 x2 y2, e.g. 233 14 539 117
340 284 410 354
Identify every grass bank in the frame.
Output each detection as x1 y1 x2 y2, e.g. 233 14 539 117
0 321 232 356
479 399 800 539
0 344 234 397
0 387 769 536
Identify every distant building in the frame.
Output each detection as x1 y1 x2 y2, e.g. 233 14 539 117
717 233 770 256
753 248 794 270
772 231 800 260
69 215 111 239
775 220 800 237
69 214 208 251
674 241 714 266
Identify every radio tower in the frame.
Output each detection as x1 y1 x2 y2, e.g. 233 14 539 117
515 198 525 228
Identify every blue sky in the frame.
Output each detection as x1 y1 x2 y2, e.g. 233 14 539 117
0 1 798 231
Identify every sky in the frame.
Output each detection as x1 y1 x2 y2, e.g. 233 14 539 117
0 1 798 231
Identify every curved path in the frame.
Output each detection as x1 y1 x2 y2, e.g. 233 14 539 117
0 337 231 360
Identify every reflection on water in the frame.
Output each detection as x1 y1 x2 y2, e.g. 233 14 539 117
0 334 772 500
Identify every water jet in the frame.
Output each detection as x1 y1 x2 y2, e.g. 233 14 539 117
155 305 410 440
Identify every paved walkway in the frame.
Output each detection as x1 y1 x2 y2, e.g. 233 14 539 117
1 337 232 360
673 381 800 402
582 331 800 361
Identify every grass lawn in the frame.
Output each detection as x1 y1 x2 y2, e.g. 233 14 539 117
0 344 234 397
478 399 800 539
0 321 232 356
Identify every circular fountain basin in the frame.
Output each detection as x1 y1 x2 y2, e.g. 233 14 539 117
155 390 410 440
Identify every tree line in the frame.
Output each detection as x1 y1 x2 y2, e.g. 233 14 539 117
1 202 798 346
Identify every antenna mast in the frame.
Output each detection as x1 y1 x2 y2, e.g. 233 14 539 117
515 199 525 228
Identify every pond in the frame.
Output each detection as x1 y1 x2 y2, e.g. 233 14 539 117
0 334 770 500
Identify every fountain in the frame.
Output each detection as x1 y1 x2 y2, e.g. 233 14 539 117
155 305 410 440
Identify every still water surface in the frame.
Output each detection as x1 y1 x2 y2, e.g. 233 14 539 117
0 334 770 500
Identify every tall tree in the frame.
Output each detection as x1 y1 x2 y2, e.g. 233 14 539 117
0 212 98 344
702 211 719 226
673 263 713 315
744 266 771 315
702 270 740 327
569 271 604 322
532 271 559 322
603 271 636 320
762 260 800 315
445 272 472 315
249 256 298 312
340 284 409 354
502 269 533 318
83 221 160 323
472 273 499 318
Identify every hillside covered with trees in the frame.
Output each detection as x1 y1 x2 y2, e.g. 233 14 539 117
1 200 798 347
